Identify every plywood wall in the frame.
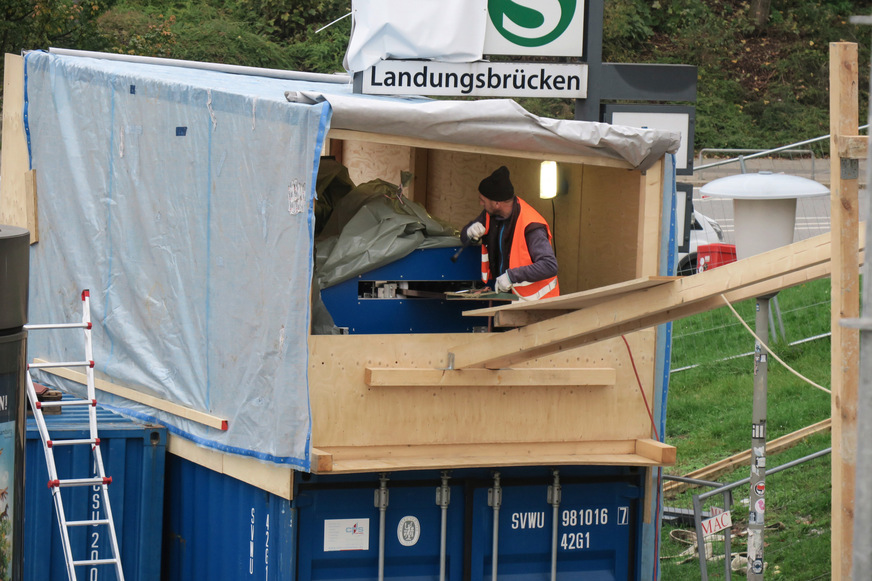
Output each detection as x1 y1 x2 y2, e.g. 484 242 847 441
0 54 29 230
308 330 657 448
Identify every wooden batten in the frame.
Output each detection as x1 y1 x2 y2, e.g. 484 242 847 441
364 367 616 387
34 358 229 431
168 435 295 500
309 439 676 475
0 54 30 231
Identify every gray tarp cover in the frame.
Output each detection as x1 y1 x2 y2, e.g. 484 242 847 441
289 91 681 171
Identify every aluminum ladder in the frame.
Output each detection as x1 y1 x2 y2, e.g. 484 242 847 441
24 289 125 581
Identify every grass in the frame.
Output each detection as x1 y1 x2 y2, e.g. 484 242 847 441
661 278 832 579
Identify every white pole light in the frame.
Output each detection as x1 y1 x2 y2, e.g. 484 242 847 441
699 171 828 259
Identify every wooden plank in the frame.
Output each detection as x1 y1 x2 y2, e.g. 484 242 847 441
463 276 676 317
364 367 616 387
664 418 832 496
449 231 833 369
24 169 39 243
311 439 676 474
168 435 294 500
327 128 634 170
829 41 860 581
0 54 29 229
837 134 867 159
34 358 229 431
408 147 429 205
636 159 664 277
495 226 863 330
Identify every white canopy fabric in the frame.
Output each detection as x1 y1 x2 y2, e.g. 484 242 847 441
290 91 680 171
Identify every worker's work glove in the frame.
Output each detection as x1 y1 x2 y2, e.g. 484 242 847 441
495 272 514 294
466 222 486 242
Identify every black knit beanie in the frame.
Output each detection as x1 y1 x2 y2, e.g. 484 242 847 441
478 166 514 201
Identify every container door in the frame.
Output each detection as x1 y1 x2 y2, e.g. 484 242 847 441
296 480 465 581
469 477 641 580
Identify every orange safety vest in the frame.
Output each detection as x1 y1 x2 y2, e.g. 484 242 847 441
481 198 560 300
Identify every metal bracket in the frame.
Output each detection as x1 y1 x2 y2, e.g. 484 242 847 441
841 157 859 180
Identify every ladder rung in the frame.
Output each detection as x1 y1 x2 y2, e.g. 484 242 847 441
29 360 94 370
66 519 111 527
37 399 97 409
23 322 92 330
47 438 100 448
73 558 120 567
49 477 111 488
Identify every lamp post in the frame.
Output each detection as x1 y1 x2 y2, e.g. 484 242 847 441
699 172 828 579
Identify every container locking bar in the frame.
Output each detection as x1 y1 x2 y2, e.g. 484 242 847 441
488 472 502 581
436 471 452 581
547 470 562 581
375 474 389 581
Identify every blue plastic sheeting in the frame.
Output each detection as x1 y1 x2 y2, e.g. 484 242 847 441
23 51 332 470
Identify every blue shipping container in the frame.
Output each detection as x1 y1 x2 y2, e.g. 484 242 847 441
164 461 644 580
25 402 167 581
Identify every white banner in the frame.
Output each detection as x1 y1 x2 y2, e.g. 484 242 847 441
345 0 487 73
363 60 588 98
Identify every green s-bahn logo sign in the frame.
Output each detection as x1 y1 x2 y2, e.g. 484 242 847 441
485 0 585 56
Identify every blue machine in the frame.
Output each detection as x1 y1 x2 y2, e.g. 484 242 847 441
320 247 494 334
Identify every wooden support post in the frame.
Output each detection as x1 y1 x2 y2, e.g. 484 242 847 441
829 41 860 581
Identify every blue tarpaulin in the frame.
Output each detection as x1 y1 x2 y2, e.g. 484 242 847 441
24 51 332 470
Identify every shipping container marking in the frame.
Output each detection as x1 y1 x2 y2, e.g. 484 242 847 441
511 511 545 529
561 507 609 527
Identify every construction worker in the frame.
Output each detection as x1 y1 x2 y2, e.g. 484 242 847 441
460 166 559 300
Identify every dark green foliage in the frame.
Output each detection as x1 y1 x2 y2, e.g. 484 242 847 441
2 0 872 151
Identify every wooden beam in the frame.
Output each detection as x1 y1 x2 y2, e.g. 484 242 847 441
837 134 868 159
449 231 833 369
637 159 664 277
24 169 39 243
830 41 860 581
311 439 676 474
34 358 229 431
327 128 635 170
664 418 832 496
636 439 677 465
364 367 616 387
487 227 863 329
311 448 334 473
464 276 677 318
168 435 294 500
0 54 29 230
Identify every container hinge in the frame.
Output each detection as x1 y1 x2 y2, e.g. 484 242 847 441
488 472 502 508
374 474 390 509
547 470 562 506
436 471 451 507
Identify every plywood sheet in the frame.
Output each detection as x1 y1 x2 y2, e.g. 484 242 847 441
1 54 29 229
340 140 411 188
308 330 658 449
580 165 642 290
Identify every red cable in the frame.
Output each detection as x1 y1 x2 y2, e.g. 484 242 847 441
621 334 660 442
621 334 664 577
